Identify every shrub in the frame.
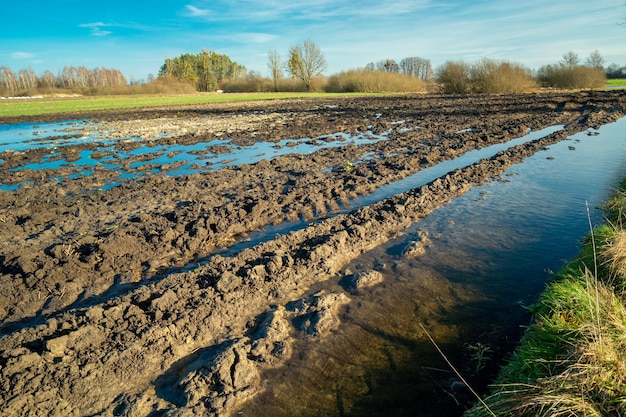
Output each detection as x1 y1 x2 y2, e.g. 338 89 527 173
436 59 537 94
223 75 321 92
537 65 607 89
436 61 472 94
223 75 274 92
470 59 537 93
325 68 426 93
77 77 197 96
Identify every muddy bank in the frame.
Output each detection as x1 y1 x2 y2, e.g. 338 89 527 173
0 92 625 416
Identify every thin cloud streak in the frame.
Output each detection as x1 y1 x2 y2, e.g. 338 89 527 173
79 22 113 37
11 52 35 59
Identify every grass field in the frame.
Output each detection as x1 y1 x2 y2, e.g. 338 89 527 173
607 78 626 86
0 92 377 118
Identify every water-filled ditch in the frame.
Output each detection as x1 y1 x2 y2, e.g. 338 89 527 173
221 125 566 255
238 118 626 416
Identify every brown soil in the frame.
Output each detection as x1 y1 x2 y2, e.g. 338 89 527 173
1 92 625 416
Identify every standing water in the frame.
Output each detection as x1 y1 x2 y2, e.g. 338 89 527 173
239 118 626 416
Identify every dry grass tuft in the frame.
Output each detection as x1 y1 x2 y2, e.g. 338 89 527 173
467 187 626 417
603 230 626 287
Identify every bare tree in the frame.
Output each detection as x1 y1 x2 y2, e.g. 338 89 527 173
0 66 17 91
287 39 327 91
400 57 434 80
584 50 605 69
267 49 283 91
39 70 56 89
375 59 399 73
561 50 580 67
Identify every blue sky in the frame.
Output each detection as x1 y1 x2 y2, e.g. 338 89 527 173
2 1 625 82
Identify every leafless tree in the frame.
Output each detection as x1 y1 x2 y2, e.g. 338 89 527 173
561 50 580 67
0 66 17 91
400 57 434 80
584 50 605 69
39 70 56 88
287 39 327 91
375 59 399 73
267 49 283 91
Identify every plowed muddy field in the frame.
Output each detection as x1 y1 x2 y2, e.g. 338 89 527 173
1 92 625 416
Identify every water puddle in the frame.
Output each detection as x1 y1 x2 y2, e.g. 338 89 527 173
239 118 626 416
0 120 89 152
1 121 389 189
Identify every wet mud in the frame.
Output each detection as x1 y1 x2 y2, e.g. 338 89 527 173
1 92 625 416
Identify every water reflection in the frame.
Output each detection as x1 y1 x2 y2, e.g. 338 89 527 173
239 118 626 416
1 126 388 189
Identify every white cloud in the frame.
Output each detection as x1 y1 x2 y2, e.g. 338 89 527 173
11 52 34 59
229 32 279 44
184 5 211 17
80 22 112 37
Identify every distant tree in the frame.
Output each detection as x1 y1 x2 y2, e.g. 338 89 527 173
286 39 327 91
17 67 37 90
365 62 376 71
400 57 434 80
606 63 626 78
584 50 605 69
375 59 399 73
267 49 283 91
39 70 56 89
561 50 580 67
159 50 246 91
0 66 17 91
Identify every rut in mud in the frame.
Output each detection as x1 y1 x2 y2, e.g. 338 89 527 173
0 92 625 416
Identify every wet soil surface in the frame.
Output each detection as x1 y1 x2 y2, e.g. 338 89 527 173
1 92 625 416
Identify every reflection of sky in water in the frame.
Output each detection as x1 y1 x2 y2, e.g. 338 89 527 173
352 125 564 207
0 120 98 152
388 118 626 303
7 130 387 183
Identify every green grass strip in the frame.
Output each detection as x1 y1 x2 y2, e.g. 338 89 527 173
606 78 626 87
0 92 379 118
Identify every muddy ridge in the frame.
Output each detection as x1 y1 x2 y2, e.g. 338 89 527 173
0 92 624 416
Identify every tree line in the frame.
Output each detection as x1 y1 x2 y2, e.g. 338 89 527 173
1 44 623 97
365 57 434 80
0 65 127 93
